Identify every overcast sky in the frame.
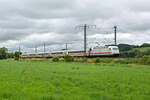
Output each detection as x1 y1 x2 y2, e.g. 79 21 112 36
0 0 150 53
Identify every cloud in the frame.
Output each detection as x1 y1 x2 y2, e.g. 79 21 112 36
0 0 149 52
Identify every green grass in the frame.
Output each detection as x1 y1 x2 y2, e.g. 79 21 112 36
0 60 150 100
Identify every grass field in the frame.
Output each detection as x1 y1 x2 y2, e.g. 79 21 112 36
0 60 150 100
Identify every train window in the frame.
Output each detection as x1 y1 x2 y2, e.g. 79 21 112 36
69 51 84 53
51 52 63 54
113 48 118 50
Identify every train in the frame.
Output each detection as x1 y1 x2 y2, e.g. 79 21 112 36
21 45 120 58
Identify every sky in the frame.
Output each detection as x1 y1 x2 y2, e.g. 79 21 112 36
0 0 150 53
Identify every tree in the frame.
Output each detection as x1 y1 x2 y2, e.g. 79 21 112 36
118 44 134 52
14 52 22 60
0 47 8 59
141 43 150 47
7 53 15 58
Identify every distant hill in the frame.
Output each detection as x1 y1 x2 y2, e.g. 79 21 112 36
140 43 150 48
118 43 150 58
118 44 139 52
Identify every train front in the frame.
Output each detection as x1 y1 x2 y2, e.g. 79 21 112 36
108 46 120 57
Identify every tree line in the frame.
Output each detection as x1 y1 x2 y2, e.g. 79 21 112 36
0 47 21 60
119 43 150 58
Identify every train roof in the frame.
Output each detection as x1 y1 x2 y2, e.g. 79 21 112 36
67 50 84 52
105 45 118 46
21 52 50 55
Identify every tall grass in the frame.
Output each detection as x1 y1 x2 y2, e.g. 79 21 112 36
0 60 150 100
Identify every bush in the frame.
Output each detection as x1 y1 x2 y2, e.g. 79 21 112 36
59 58 64 62
82 57 88 62
64 55 74 62
101 58 113 63
14 57 19 60
138 56 150 65
120 50 138 58
74 58 82 62
7 53 14 58
93 58 101 63
14 51 22 60
52 56 59 62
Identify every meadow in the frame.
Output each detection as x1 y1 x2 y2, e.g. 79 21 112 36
0 60 150 100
